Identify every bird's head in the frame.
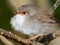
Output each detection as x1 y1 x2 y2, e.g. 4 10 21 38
14 5 37 18
10 5 37 30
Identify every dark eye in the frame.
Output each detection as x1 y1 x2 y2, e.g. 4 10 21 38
22 12 26 14
21 10 28 15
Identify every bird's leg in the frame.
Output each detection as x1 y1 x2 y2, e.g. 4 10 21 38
29 34 43 41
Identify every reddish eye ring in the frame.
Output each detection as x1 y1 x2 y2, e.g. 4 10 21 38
13 11 28 15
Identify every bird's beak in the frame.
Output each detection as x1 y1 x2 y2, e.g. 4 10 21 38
13 11 22 15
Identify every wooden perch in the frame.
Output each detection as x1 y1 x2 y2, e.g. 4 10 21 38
0 35 15 45
0 28 44 45
0 28 60 45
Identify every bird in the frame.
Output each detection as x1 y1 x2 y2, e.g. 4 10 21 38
10 4 59 38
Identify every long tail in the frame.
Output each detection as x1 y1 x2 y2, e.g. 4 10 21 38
51 0 60 13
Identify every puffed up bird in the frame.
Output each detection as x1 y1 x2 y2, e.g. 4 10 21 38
10 0 60 38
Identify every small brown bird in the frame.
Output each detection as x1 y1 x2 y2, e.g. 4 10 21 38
10 0 60 38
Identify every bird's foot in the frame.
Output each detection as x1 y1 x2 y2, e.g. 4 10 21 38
29 34 43 41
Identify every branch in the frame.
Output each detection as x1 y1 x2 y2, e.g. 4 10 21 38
0 28 44 45
0 35 15 45
0 28 60 45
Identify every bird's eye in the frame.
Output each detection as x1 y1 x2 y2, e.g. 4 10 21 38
22 11 27 14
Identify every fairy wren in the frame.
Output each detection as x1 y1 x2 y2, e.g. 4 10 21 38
10 2 60 38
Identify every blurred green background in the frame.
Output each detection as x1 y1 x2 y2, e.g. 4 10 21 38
0 0 60 45
0 0 14 31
